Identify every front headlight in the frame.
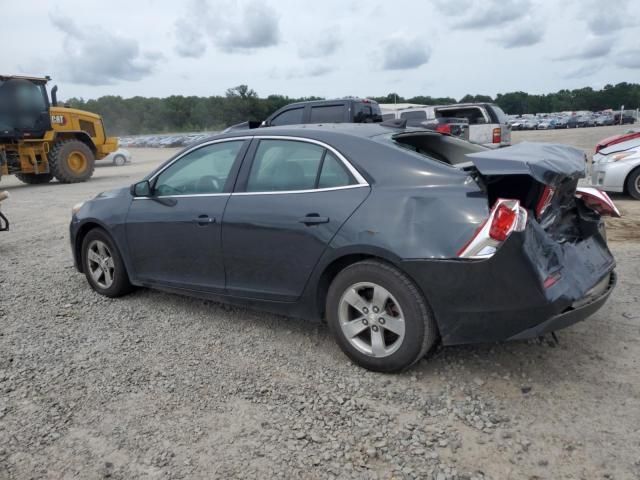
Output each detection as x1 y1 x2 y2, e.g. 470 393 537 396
71 201 85 216
602 151 637 163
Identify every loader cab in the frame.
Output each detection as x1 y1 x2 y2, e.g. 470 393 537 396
0 75 52 141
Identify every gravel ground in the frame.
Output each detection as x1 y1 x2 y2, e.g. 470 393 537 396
1 126 639 479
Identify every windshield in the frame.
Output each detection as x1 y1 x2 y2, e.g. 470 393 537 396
0 79 48 132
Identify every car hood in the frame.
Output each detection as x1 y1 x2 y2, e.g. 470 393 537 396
465 142 585 187
94 186 129 200
598 137 640 156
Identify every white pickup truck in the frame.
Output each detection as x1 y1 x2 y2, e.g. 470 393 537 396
380 102 511 148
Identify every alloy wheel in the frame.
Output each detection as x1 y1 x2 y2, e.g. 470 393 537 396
338 282 405 358
87 240 115 289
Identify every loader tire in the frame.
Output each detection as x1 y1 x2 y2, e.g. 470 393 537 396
14 172 53 184
49 140 95 183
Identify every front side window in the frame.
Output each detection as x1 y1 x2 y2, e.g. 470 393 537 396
271 108 304 126
154 141 243 196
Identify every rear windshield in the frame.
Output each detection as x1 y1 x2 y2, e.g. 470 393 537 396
375 132 485 168
310 104 344 123
354 102 382 122
487 105 509 124
400 110 427 121
437 107 487 125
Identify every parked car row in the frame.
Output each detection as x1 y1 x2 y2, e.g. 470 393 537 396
509 111 637 130
119 133 214 148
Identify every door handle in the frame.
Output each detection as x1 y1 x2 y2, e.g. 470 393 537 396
299 214 329 226
193 215 215 226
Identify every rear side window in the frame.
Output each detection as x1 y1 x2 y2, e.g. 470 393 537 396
318 152 354 189
246 140 356 192
270 107 304 126
310 105 344 123
400 110 427 120
247 140 324 192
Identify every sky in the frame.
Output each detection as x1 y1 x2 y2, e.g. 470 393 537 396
2 0 639 101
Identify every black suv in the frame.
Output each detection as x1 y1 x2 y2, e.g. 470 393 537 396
263 98 383 126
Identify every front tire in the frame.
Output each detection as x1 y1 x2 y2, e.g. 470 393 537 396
326 260 438 372
14 172 53 184
81 229 133 297
112 154 126 166
49 139 95 183
626 168 640 200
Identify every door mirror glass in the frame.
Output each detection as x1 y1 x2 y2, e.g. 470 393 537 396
132 180 151 197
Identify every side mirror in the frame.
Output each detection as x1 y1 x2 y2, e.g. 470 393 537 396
131 180 151 197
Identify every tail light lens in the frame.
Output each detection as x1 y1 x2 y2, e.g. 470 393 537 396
458 199 527 258
436 124 452 134
535 186 555 219
575 187 621 217
492 127 501 143
489 204 518 241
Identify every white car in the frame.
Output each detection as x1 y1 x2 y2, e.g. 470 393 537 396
103 148 132 166
591 138 640 199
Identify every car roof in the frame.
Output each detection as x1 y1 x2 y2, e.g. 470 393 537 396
204 123 433 143
273 98 379 109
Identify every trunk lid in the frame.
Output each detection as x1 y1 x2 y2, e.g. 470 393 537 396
465 142 586 187
464 142 596 243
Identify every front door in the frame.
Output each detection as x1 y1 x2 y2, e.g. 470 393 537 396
222 138 369 301
125 139 248 291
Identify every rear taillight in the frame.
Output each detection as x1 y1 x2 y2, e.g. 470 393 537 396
575 187 621 218
489 204 517 241
492 127 501 144
535 186 555 219
436 124 452 135
458 199 527 258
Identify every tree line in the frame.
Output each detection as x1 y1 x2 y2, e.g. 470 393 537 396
66 82 640 136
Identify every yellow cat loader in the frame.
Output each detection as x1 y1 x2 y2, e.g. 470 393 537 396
0 75 118 185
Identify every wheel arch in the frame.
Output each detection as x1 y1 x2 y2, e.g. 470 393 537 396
54 131 97 153
73 220 111 273
623 164 640 196
314 246 414 320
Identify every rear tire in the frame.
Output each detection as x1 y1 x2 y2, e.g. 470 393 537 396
626 168 640 200
81 228 134 297
112 154 126 166
14 172 53 184
49 139 95 183
326 260 438 372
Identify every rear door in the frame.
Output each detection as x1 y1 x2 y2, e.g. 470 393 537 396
221 137 370 301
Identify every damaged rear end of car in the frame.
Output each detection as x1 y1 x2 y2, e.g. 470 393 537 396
391 134 617 345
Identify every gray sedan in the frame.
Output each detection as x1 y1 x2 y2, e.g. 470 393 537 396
70 124 617 372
